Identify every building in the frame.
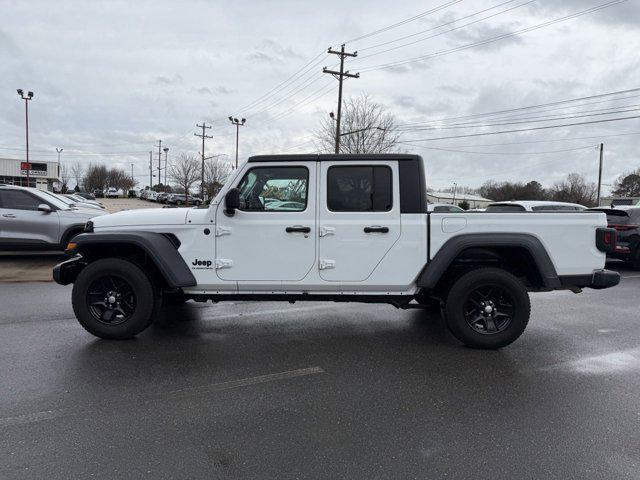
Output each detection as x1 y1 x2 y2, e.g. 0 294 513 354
0 157 59 190
427 191 493 209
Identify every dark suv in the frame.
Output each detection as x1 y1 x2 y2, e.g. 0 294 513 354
590 207 640 268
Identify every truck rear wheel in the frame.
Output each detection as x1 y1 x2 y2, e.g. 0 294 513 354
444 267 530 349
72 258 159 339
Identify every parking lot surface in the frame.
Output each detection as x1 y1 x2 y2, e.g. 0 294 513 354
1 265 639 479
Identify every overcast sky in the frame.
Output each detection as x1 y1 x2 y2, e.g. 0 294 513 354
1 0 639 192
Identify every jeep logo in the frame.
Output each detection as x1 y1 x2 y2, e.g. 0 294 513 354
192 259 212 267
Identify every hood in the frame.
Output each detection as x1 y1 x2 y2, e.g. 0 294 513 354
93 207 190 228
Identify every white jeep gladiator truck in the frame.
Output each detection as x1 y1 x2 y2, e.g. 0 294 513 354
54 154 620 349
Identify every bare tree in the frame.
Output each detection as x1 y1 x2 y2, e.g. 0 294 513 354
83 164 108 192
59 164 71 193
315 94 401 154
169 153 200 206
71 162 84 190
203 157 232 199
549 173 597 206
612 169 640 197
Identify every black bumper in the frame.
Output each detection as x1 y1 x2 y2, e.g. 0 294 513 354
52 256 86 286
559 269 620 290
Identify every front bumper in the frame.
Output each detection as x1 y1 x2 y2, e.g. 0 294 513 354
559 269 620 291
52 256 86 286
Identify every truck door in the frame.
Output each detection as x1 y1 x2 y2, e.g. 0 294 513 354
215 162 316 282
318 161 400 282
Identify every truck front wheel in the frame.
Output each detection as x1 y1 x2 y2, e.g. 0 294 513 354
444 267 530 349
72 258 159 339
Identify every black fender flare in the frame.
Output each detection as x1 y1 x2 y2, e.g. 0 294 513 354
53 231 196 288
417 233 560 289
59 224 86 248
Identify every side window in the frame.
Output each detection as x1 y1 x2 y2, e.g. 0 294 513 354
237 166 308 212
327 166 392 212
0 190 42 211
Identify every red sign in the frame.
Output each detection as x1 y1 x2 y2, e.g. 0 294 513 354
21 162 31 170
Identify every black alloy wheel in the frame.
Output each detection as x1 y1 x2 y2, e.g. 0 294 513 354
463 284 515 335
87 275 137 325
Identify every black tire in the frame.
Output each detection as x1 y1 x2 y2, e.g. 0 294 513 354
444 267 530 349
72 258 160 339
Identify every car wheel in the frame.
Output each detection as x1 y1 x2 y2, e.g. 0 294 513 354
72 258 160 339
444 267 530 349
176 200 183 205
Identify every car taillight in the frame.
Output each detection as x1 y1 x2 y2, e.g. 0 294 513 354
596 227 617 253
609 224 639 231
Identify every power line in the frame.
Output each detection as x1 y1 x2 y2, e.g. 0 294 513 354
396 87 640 127
399 106 640 132
358 0 535 59
399 143 598 155
402 115 640 141
343 0 465 44
357 0 628 72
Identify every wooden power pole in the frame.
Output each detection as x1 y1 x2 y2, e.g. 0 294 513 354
195 123 213 199
597 142 604 206
323 44 359 154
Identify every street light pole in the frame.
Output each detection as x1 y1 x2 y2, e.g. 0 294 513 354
228 117 246 169
17 89 34 187
163 147 169 191
56 147 63 189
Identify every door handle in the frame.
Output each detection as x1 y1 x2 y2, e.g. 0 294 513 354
364 226 389 233
2 213 16 218
286 226 311 233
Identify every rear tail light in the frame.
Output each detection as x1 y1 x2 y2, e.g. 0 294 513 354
596 227 617 253
609 224 639 231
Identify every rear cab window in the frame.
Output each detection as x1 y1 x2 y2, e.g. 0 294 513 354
327 165 392 212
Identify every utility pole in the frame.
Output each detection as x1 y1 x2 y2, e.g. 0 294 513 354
149 151 153 189
452 182 458 205
157 140 163 191
163 147 169 191
228 117 245 170
597 143 604 206
16 89 34 186
323 44 359 154
195 123 213 198
56 147 63 185
131 163 134 183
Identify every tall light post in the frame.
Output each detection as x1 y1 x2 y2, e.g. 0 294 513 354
452 182 458 205
228 116 246 169
56 147 63 187
17 89 34 187
163 147 169 191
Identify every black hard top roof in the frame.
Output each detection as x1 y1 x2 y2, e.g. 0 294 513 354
247 153 421 163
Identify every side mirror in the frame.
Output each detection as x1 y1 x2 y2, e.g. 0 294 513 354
38 204 52 213
224 188 240 216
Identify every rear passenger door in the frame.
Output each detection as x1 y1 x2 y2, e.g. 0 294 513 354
318 161 400 282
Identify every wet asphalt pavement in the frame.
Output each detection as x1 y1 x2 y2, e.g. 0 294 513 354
1 265 639 479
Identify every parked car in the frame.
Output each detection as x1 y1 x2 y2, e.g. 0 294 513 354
0 185 107 251
54 153 619 349
93 189 104 198
146 191 159 202
589 206 640 268
167 194 202 206
155 192 169 204
485 201 587 212
64 194 105 209
127 190 137 198
427 203 464 213
76 192 96 201
105 188 119 198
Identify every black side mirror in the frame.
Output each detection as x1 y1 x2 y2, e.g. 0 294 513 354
224 188 240 216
